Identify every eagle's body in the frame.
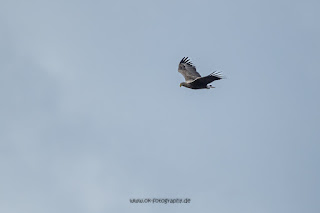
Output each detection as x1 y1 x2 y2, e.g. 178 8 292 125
178 57 223 89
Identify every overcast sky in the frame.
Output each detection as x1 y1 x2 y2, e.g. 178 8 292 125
1 0 320 212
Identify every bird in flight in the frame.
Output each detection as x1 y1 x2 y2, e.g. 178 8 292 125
178 57 223 89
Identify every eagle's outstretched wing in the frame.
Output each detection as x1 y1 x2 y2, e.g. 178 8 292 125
191 71 223 86
178 57 201 82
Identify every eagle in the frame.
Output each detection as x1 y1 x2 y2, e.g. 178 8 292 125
178 57 223 89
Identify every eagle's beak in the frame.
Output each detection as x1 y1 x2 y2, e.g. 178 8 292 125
179 83 182 87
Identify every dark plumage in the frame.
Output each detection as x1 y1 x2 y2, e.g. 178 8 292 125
178 57 223 89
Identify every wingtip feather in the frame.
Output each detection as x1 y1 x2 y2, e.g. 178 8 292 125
210 71 225 79
180 56 194 67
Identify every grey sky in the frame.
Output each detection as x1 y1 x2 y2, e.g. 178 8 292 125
1 0 319 212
